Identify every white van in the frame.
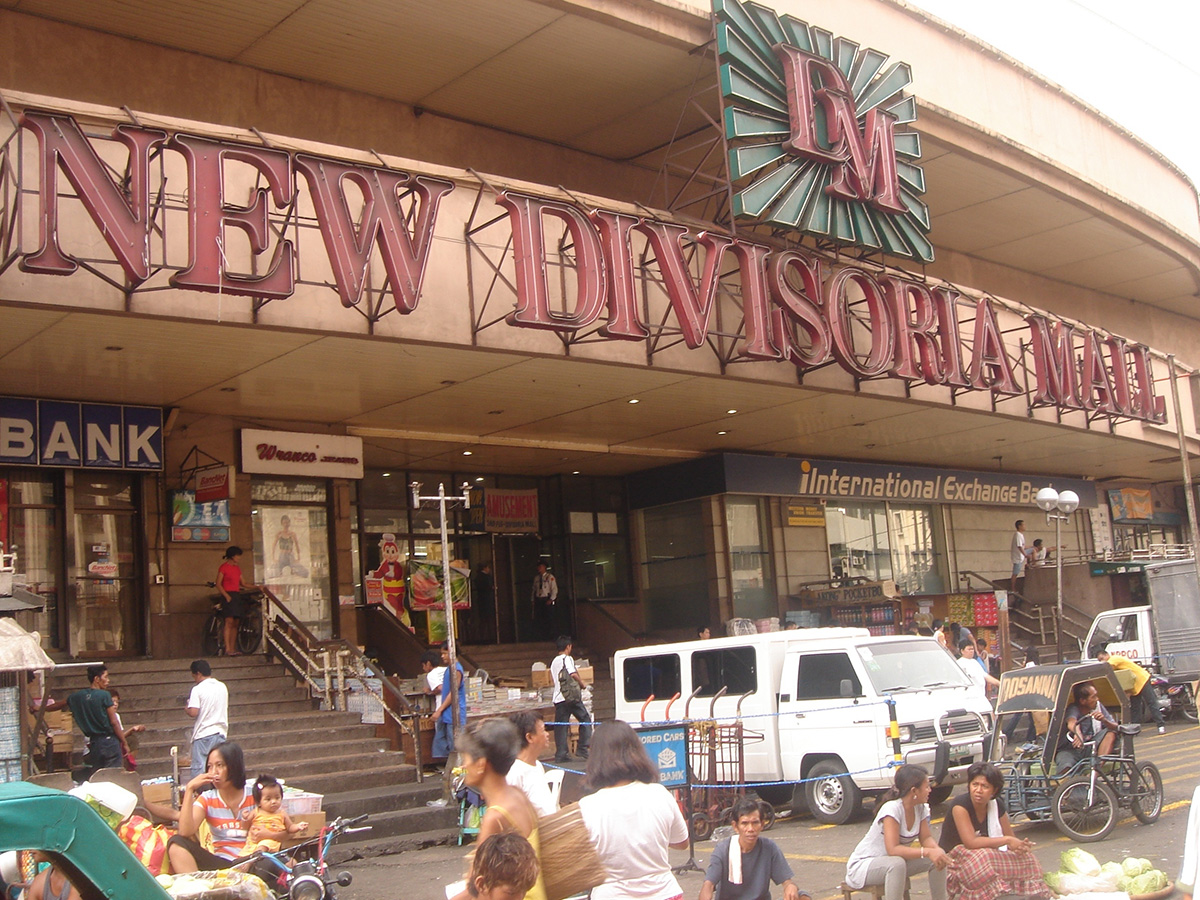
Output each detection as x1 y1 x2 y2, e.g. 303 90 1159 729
614 628 993 824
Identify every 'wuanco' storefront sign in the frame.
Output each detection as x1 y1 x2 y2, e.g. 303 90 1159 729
6 0 1166 425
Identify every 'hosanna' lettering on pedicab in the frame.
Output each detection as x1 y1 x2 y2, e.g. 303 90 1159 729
15 110 1167 426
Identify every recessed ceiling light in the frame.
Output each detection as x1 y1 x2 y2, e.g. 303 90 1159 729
462 450 472 456
441 379 457 386
727 409 738 414
475 477 484 482
104 346 123 352
381 472 392 478
717 430 728 435
628 398 639 404
487 410 504 415
218 387 236 393
572 471 580 475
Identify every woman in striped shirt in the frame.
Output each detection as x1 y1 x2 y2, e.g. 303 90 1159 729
167 741 255 872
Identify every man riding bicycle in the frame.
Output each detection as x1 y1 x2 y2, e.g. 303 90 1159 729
1054 681 1118 774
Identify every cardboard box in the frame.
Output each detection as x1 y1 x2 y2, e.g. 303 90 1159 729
141 781 175 805
576 666 594 685
282 789 324 816
531 668 552 689
281 811 325 848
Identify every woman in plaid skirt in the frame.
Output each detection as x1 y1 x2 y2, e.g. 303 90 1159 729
938 762 1051 900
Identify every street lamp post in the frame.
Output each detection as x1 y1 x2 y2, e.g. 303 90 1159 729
1036 486 1079 663
410 480 471 737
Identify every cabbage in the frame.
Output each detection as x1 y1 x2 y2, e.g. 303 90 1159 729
1127 871 1167 895
1052 871 1122 894
1045 872 1061 893
1123 858 1154 877
1062 848 1103 877
1102 863 1125 882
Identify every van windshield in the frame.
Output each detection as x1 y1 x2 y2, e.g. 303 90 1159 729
856 640 971 693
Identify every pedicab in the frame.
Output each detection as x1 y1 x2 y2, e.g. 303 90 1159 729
989 661 1163 842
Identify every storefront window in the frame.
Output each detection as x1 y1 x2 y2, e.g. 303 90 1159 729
726 497 773 619
890 505 945 594
827 502 892 582
71 473 140 654
825 502 945 595
251 480 332 639
2 471 62 647
639 500 708 631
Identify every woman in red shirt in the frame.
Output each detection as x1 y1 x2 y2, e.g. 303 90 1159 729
217 546 256 656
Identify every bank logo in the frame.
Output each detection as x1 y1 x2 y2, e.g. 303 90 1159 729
714 0 932 262
657 747 678 770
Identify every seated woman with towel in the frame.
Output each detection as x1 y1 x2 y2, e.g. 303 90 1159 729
844 764 949 900
938 762 1050 900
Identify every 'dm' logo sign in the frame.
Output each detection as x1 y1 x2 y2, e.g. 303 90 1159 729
714 0 932 262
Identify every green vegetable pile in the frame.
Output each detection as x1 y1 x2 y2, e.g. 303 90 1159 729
1043 849 1169 896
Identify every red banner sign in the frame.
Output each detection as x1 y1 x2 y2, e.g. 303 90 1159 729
484 489 539 533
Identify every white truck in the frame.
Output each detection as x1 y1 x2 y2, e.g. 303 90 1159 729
614 628 993 825
1083 558 1200 721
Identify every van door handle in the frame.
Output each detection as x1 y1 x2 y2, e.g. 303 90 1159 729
853 719 873 724
794 713 805 719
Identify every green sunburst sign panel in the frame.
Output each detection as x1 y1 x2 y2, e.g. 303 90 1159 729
714 0 933 263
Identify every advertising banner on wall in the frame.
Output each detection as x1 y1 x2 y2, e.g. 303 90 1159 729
240 429 364 480
408 561 471 610
260 507 312 584
170 490 230 542
484 489 539 532
1107 488 1153 523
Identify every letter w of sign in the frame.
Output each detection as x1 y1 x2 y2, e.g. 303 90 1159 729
296 157 453 310
774 45 906 214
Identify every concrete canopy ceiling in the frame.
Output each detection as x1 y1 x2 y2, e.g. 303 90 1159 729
0 305 1188 485
3 0 1197 317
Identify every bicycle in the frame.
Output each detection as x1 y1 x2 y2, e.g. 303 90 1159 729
1050 724 1164 842
203 582 265 656
248 813 371 900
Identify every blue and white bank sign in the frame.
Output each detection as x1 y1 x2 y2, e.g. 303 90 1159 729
0 396 163 470
635 724 689 788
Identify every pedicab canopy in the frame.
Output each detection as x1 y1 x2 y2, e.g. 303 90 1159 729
0 781 169 899
989 662 1129 773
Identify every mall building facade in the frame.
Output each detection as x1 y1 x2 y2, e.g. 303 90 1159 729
0 0 1197 659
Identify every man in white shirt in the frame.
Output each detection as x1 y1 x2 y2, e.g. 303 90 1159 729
548 635 592 763
1010 520 1026 581
532 562 559 640
506 709 556 816
420 650 445 708
956 640 1000 694
186 659 229 779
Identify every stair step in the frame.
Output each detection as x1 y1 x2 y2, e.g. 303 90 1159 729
322 781 445 818
326 804 459 841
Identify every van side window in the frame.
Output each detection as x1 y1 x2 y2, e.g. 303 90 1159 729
692 646 757 697
623 653 681 702
796 652 861 700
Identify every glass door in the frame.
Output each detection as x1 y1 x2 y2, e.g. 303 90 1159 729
70 474 141 656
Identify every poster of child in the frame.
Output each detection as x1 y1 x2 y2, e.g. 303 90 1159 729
263 509 312 584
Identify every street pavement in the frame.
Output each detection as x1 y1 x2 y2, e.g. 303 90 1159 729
337 721 1200 900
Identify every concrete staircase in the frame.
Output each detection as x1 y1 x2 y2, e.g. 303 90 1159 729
43 656 458 852
459 641 616 723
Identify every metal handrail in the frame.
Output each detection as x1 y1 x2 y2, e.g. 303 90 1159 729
261 588 424 780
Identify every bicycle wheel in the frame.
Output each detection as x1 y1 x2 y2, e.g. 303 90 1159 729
237 612 263 654
202 613 222 657
1052 775 1117 842
1132 762 1164 824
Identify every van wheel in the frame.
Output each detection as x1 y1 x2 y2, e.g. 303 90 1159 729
805 761 861 825
690 811 713 841
928 786 953 806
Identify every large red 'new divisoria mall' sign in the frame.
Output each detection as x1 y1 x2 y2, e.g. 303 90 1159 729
8 108 1166 425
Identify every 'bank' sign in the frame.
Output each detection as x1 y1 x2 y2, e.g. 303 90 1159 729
0 397 163 470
